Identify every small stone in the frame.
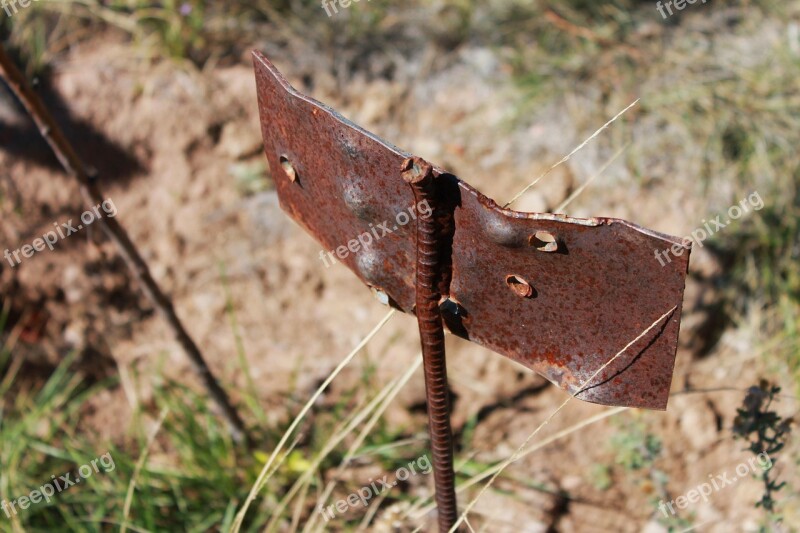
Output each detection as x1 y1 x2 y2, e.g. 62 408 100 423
642 520 668 533
219 121 263 160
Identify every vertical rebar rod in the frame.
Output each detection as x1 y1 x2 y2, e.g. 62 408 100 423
402 156 458 532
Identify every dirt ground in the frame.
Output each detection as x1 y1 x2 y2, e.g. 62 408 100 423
1 8 798 531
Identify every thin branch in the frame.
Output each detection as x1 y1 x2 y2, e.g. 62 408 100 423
0 44 251 445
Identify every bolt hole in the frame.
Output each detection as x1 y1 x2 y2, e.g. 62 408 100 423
529 230 558 252
505 274 535 298
370 287 389 306
280 155 297 182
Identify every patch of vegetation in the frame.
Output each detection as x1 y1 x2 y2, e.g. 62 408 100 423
0 315 419 531
0 353 274 531
607 415 693 531
588 463 612 491
733 381 792 529
712 195 800 385
611 415 662 472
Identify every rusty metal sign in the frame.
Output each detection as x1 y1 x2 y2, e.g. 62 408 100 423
253 51 690 411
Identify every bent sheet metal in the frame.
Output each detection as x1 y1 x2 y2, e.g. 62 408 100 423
253 51 690 410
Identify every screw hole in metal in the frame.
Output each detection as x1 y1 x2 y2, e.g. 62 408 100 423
280 155 297 182
529 230 558 252
370 287 390 306
505 274 535 298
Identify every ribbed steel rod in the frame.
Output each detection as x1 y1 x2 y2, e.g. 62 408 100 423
402 156 459 532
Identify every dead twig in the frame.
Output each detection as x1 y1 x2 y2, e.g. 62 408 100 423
0 44 251 445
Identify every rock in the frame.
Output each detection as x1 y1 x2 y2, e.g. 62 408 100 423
673 396 719 450
642 520 668 533
219 121 263 160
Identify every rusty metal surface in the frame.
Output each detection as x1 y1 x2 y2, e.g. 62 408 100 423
253 51 690 410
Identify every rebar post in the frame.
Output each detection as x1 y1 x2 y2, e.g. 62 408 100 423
402 156 459 532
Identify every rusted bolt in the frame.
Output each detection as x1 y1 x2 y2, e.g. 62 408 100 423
529 230 558 252
279 155 297 182
401 156 431 183
506 274 534 298
439 296 468 319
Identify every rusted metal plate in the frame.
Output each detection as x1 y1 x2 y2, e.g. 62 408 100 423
254 52 419 312
448 192 688 408
253 51 690 410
